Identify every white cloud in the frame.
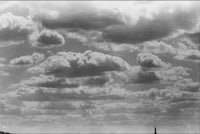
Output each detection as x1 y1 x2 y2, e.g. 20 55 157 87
28 50 131 77
142 41 176 55
137 53 171 69
0 13 36 46
10 52 45 66
0 1 31 17
175 49 200 62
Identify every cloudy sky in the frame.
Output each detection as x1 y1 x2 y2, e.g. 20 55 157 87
0 1 200 133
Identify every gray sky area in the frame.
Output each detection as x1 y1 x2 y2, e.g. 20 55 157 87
0 1 200 133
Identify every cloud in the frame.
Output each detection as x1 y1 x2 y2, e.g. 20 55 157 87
34 2 125 30
12 75 79 89
10 52 45 66
0 13 36 46
156 66 190 82
0 63 9 77
175 50 200 62
0 70 9 77
97 77 200 120
40 101 95 111
185 32 200 46
64 31 139 53
28 50 131 77
0 100 21 115
173 79 200 93
138 79 199 104
128 69 160 84
117 65 189 84
0 2 30 17
11 74 110 89
142 41 176 55
5 84 128 102
0 57 7 63
84 75 111 86
102 2 199 44
118 66 161 84
31 30 65 48
137 53 171 69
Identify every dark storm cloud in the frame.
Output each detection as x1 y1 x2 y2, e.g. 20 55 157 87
33 1 126 30
0 13 35 45
10 53 45 66
32 30 65 48
102 6 199 44
28 50 131 77
137 53 171 69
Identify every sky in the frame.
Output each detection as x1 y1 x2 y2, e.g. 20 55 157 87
0 1 200 133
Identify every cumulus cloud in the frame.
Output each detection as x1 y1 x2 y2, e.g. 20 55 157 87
0 13 36 46
172 79 200 93
137 53 171 69
102 2 200 44
142 41 176 55
117 66 161 84
1 1 200 129
0 1 30 17
156 66 190 82
28 50 131 77
34 2 126 30
128 69 160 84
31 30 65 48
175 50 200 62
10 52 45 66
117 65 189 84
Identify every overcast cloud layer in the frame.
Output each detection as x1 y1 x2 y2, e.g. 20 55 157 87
0 1 200 133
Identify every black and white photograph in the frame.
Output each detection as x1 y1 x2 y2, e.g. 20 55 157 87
0 1 200 133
